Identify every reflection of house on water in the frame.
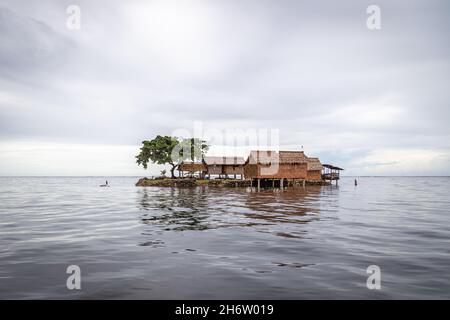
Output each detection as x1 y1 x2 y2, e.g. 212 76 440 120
244 188 319 222
243 186 341 239
137 187 210 232
137 184 340 239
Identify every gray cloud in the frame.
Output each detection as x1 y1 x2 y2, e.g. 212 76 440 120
0 0 450 175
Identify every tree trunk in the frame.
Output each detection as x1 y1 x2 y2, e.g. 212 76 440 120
170 164 179 179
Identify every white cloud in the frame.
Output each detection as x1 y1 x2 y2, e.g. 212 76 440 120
0 0 449 175
0 141 161 176
347 148 450 176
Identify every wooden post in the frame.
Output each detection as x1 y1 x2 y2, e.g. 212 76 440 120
272 179 275 188
303 179 306 188
281 178 284 190
257 178 260 191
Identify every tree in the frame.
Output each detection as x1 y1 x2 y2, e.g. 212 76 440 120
136 135 209 178
177 138 209 162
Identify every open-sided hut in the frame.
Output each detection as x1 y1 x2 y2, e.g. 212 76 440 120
203 156 245 179
322 164 344 185
178 161 206 178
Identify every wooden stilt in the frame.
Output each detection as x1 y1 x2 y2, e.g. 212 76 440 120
257 178 260 191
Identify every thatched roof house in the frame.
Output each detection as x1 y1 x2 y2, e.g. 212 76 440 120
244 150 324 181
203 156 245 178
177 150 332 183
178 161 207 177
244 150 309 179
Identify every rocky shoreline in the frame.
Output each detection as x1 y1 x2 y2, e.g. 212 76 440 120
135 177 251 187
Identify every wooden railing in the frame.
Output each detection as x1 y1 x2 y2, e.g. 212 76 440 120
322 172 340 180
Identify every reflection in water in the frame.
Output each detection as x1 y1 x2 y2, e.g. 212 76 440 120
273 262 316 268
136 185 335 239
2 177 450 299
138 187 210 232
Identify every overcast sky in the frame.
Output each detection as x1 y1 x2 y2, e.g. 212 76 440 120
0 0 449 176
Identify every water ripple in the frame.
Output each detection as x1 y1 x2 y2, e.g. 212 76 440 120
0 176 449 299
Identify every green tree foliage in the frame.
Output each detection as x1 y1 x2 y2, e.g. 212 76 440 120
177 138 209 162
136 135 208 178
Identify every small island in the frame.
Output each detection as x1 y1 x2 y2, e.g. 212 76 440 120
135 135 343 189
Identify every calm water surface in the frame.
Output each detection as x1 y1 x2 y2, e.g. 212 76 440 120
0 177 449 299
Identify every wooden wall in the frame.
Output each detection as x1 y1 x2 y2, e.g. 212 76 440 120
306 170 322 180
244 164 258 178
244 163 308 179
207 165 222 175
224 165 244 175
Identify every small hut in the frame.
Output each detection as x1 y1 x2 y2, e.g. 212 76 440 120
178 161 206 178
244 150 310 188
322 164 344 185
306 157 323 181
203 156 245 179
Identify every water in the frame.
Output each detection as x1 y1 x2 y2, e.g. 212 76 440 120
0 176 449 299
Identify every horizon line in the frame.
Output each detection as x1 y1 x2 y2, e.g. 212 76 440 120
0 175 449 178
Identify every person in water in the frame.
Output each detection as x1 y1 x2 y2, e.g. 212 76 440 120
354 179 357 186
105 180 108 186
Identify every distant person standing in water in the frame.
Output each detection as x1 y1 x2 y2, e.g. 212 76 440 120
354 179 357 186
105 180 108 186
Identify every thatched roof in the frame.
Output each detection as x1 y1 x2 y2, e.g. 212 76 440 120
203 156 245 166
246 150 326 171
247 150 279 164
247 150 309 164
178 161 206 171
307 157 323 171
279 151 308 163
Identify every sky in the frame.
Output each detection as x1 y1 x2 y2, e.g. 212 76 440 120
0 0 449 176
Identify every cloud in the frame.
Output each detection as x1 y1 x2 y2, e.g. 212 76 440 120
0 141 162 176
0 0 449 175
347 148 450 176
